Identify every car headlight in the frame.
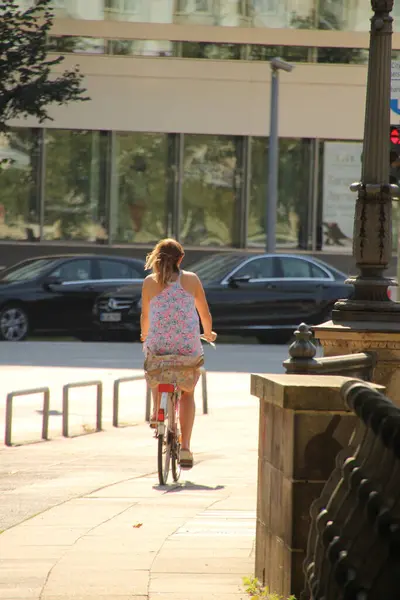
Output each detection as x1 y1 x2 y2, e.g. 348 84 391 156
128 298 141 314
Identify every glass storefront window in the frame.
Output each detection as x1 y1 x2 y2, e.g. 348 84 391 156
44 130 109 242
317 47 368 64
248 44 310 62
0 129 41 242
175 0 250 27
248 137 312 249
181 134 243 247
48 36 106 54
108 39 174 56
248 44 369 65
181 41 242 59
110 132 170 244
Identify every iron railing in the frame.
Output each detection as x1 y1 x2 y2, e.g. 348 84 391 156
302 380 400 599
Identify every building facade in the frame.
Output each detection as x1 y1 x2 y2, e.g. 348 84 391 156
2 0 400 270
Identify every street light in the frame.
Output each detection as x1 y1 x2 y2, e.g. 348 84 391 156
332 0 400 322
266 57 294 253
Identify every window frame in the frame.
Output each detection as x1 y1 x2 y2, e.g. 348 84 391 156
96 258 144 280
277 255 334 281
221 255 279 284
48 258 94 283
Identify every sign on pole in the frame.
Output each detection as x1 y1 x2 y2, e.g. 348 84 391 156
322 141 362 249
391 61 400 124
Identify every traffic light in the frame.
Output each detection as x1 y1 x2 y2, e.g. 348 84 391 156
391 125 400 147
390 126 400 186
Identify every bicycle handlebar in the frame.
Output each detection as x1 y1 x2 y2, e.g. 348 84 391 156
200 334 217 348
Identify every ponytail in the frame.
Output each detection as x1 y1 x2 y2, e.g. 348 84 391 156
145 238 184 286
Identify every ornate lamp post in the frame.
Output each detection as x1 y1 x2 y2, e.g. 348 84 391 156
332 0 400 323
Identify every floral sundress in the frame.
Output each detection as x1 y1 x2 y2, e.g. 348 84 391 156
144 275 203 357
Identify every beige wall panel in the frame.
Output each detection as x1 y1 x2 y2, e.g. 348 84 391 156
10 57 367 140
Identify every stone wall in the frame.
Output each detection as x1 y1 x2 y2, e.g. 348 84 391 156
314 322 400 407
251 374 361 598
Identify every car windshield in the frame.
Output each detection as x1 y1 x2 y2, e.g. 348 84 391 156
0 259 56 283
189 255 242 283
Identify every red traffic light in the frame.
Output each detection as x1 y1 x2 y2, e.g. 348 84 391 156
391 126 400 144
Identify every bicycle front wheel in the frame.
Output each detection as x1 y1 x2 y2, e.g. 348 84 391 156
158 402 171 486
172 391 181 483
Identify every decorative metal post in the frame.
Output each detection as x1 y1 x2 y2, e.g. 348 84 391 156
333 0 400 322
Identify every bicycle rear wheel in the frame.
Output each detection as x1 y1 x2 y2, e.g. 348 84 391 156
171 391 181 483
157 393 172 485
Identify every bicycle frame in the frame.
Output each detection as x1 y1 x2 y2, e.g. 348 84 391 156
157 383 181 485
157 383 177 437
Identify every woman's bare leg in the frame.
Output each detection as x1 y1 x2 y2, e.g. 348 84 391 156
179 391 195 451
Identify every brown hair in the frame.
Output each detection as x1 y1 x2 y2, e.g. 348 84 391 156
145 238 184 285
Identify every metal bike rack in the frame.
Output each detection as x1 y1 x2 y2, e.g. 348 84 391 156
112 374 149 427
200 368 208 415
62 380 103 438
145 383 151 422
5 387 50 447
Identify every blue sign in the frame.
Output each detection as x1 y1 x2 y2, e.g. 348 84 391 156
391 99 400 115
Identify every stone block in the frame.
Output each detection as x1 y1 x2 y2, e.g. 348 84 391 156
314 322 395 402
268 535 285 595
269 467 283 540
258 460 271 530
282 409 295 478
291 549 306 600
271 405 284 471
293 412 356 481
255 519 267 581
292 481 325 550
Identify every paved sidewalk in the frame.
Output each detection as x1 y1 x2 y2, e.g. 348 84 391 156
0 374 258 600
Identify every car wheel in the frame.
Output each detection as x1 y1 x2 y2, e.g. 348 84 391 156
0 304 29 341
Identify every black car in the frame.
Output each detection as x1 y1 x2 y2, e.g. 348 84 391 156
0 254 146 341
93 252 352 343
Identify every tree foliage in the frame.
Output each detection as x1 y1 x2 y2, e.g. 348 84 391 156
290 9 367 64
0 0 88 133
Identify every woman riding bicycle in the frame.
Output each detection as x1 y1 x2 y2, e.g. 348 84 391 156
140 238 216 470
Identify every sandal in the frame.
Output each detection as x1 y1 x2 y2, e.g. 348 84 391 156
149 413 157 429
180 449 194 470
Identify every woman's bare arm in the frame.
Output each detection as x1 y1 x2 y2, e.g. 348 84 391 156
140 277 151 342
193 274 215 340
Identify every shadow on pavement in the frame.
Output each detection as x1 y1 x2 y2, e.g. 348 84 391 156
154 482 225 493
168 482 225 492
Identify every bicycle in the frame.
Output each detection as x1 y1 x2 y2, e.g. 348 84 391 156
154 335 216 486
156 381 182 485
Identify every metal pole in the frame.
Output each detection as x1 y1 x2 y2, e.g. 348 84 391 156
113 380 119 427
42 389 50 441
39 128 46 241
145 384 151 422
96 383 102 432
266 67 279 253
62 386 69 438
201 369 208 415
311 139 320 251
5 394 13 446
